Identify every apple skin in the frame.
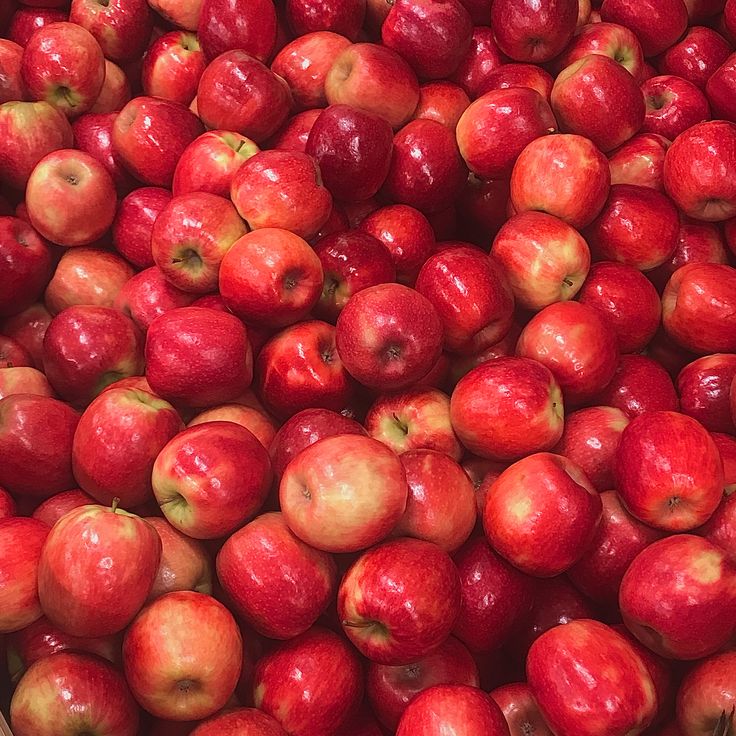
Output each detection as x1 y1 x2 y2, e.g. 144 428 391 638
413 81 471 128
663 120 736 221
551 54 645 153
659 26 732 89
123 591 242 721
510 133 610 230
147 0 203 31
219 228 323 329
25 149 117 248
280 433 407 553
450 26 506 99
10 652 139 736
8 9 67 49
152 421 272 539
0 335 33 369
456 88 557 180
641 75 711 141
271 31 352 111
452 537 535 653
0 366 54 401
676 651 736 736
268 109 322 153
72 387 183 508
141 31 207 106
0 100 74 191
586 184 679 271
397 684 511 736
0 518 49 634
700 486 736 563
191 708 286 736
517 300 619 405
253 627 363 736
608 133 670 191
491 684 555 736
89 59 131 114
172 130 259 199
477 62 554 99
662 263 736 354
188 403 277 450
0 216 53 319
527 620 657 736
577 261 662 353
619 534 736 659
32 489 95 527
367 636 480 731
338 537 461 665
217 511 337 639
713 433 736 493
69 0 152 64
707 56 736 120
0 486 16 519
325 43 421 130
38 502 161 637
490 0 578 62
491 211 591 311
20 22 105 118
196 50 291 144
677 354 736 434
255 320 356 420
197 0 277 62
145 307 253 409
269 407 366 479
0 303 53 371
112 186 172 270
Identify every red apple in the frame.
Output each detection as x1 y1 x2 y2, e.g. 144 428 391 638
608 132 670 190
172 130 259 199
268 109 322 153
641 74 711 141
188 403 277 450
8 9 67 49
491 211 591 310
145 307 253 408
0 302 53 371
600 0 688 56
32 489 95 527
551 54 645 152
700 485 736 562
478 62 554 100
527 620 657 736
660 26 732 89
10 652 139 736
141 31 206 106
0 335 33 369
0 486 16 519
0 366 53 400
285 0 365 39
191 708 286 736
616 410 724 530
152 421 271 538
325 43 421 130
338 537 461 664
663 120 736 221
619 534 736 659
196 50 291 143
148 0 203 30
707 51 736 121
490 683 554 736
197 0 277 62
713 433 736 493
112 95 204 187
450 26 505 99
123 591 242 721
677 354 736 434
89 59 131 113
510 133 610 229
413 80 471 128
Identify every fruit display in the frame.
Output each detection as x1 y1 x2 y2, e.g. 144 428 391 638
2 0 736 734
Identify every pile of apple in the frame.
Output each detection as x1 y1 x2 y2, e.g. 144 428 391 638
2 0 736 733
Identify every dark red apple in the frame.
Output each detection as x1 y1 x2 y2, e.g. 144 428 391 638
490 683 554 736
677 354 736 434
197 0 277 62
659 26 732 89
285 0 365 39
600 0 688 56
641 74 711 141
7 9 68 48
450 26 506 99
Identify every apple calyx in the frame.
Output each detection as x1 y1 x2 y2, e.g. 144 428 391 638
713 707 735 736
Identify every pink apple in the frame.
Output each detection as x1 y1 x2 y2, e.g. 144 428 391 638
413 82 470 131
642 74 711 141
148 0 203 31
190 708 286 736
450 26 505 99
89 59 131 113
0 366 53 400
677 354 736 434
600 0 688 56
477 62 554 99
188 403 277 450
608 132 670 190
197 0 277 62
141 31 207 106
32 489 95 527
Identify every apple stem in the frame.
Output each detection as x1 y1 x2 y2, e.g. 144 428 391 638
111 497 121 514
713 708 735 736
342 620 374 629
563 278 574 287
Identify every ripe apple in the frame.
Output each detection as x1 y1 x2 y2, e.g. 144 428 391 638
191 708 286 735
450 26 505 99
0 366 54 400
10 652 139 736
338 537 461 665
700 486 736 563
111 188 169 270
123 590 242 721
0 302 53 371
141 31 206 106
188 403 277 450
608 132 669 190
89 59 131 114
148 0 203 31
659 26 732 89
268 109 322 153
677 354 736 434
619 534 736 659
0 39 24 104
197 0 277 62
8 8 68 47
0 486 16 519
0 335 33 369
641 74 711 141
413 81 470 129
600 0 688 56
490 683 554 736
32 489 95 527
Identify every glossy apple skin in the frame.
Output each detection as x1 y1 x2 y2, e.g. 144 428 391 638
217 512 336 639
450 26 505 99
32 489 95 527
38 503 161 637
700 490 736 563
338 537 461 665
587 184 679 271
10 652 139 736
527 620 657 736
325 43 421 130
490 0 578 62
72 387 182 508
616 410 723 531
608 133 669 191
382 0 472 80
191 708 286 736
0 100 74 191
659 26 732 89
367 636 480 731
676 650 736 736
662 263 736 354
188 403 276 450
197 0 277 62
578 261 661 353
112 187 171 270
413 80 471 128
477 62 554 100
268 109 322 154
600 0 688 56
90 59 131 114
20 22 105 118
0 366 54 401
253 627 363 736
0 486 16 519
145 307 253 408
491 211 591 310
8 9 68 48
0 518 48 634
552 55 645 152
123 591 242 721
677 354 736 434
0 303 52 371
620 534 736 659
0 335 33 369
112 96 204 187
452 537 535 653
490 683 554 736
641 75 711 141
196 50 291 144
397 684 510 736
280 433 407 553
517 301 619 405
141 31 206 106
456 88 556 180
663 120 736 221
713 433 736 493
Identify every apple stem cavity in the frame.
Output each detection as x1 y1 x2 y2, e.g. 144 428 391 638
713 708 735 736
